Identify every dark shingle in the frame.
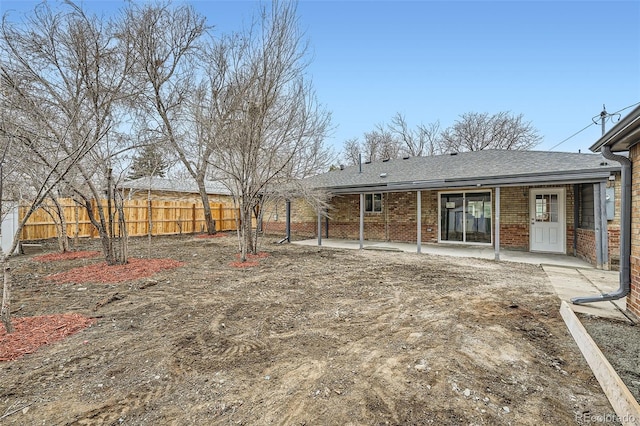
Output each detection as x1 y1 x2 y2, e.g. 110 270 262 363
120 177 231 195
305 150 619 191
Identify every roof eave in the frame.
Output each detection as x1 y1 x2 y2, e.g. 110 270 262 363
590 104 640 153
320 170 616 194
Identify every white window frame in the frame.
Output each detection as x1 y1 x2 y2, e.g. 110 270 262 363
438 190 492 245
365 193 383 213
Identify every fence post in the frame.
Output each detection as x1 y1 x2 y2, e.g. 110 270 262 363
192 204 196 234
218 204 223 232
74 203 79 247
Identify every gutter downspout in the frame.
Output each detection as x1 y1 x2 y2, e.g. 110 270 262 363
572 146 631 304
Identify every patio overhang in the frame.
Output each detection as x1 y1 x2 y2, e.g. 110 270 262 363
319 170 615 195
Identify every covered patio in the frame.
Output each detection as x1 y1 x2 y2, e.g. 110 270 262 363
270 150 622 270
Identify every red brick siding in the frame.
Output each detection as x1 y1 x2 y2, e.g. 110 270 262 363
262 184 624 272
498 187 529 250
576 228 596 265
607 227 620 269
628 145 640 317
262 221 317 238
498 224 528 250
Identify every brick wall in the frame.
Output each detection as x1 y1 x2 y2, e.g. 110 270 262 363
498 187 529 250
576 228 596 265
498 185 577 253
261 198 317 239
628 145 640 318
263 184 621 271
608 227 620 269
326 192 439 242
607 173 622 269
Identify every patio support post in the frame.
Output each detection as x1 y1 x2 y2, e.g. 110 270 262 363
494 187 500 261
416 190 422 254
317 208 322 246
359 193 364 249
600 182 609 269
325 216 329 239
593 183 603 269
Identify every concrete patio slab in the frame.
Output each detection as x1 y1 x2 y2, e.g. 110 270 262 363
293 238 593 268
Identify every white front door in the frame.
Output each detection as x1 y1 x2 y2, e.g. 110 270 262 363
530 188 565 253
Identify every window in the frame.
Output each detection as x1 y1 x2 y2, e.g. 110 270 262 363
365 193 382 213
579 184 594 229
534 193 559 222
439 191 491 244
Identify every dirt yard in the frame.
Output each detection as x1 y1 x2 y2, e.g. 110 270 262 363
0 234 625 425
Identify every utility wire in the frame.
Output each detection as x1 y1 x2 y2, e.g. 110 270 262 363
549 100 640 151
548 122 594 151
612 101 640 115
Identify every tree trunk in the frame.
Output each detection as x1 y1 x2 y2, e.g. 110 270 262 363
84 198 116 265
196 180 216 235
50 196 69 253
252 201 264 254
1 258 13 334
116 195 128 264
147 186 152 258
107 169 115 260
74 203 80 248
240 205 253 262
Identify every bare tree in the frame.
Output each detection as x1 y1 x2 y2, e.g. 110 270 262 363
440 111 541 152
202 1 332 261
123 2 219 234
389 113 442 157
342 137 361 166
342 126 401 165
1 1 136 266
0 121 93 333
344 110 538 163
363 126 400 162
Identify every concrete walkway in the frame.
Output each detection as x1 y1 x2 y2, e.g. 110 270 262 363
293 238 633 323
544 266 632 323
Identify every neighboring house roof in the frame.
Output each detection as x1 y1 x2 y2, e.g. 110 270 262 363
305 150 619 194
120 177 232 196
590 104 640 153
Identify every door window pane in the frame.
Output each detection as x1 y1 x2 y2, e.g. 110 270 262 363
535 194 558 223
465 193 491 243
440 193 464 241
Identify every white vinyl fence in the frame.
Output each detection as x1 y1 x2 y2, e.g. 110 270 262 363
1 206 20 255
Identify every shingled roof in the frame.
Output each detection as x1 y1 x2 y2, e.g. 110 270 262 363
305 150 619 194
120 177 232 195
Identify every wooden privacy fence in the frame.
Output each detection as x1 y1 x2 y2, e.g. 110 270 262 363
19 198 239 241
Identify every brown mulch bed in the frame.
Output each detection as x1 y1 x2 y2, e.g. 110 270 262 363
32 251 101 262
0 313 96 361
46 258 185 284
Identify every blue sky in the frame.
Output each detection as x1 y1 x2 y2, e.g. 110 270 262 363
3 0 640 156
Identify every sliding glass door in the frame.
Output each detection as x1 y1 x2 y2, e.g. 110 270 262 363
440 191 491 244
